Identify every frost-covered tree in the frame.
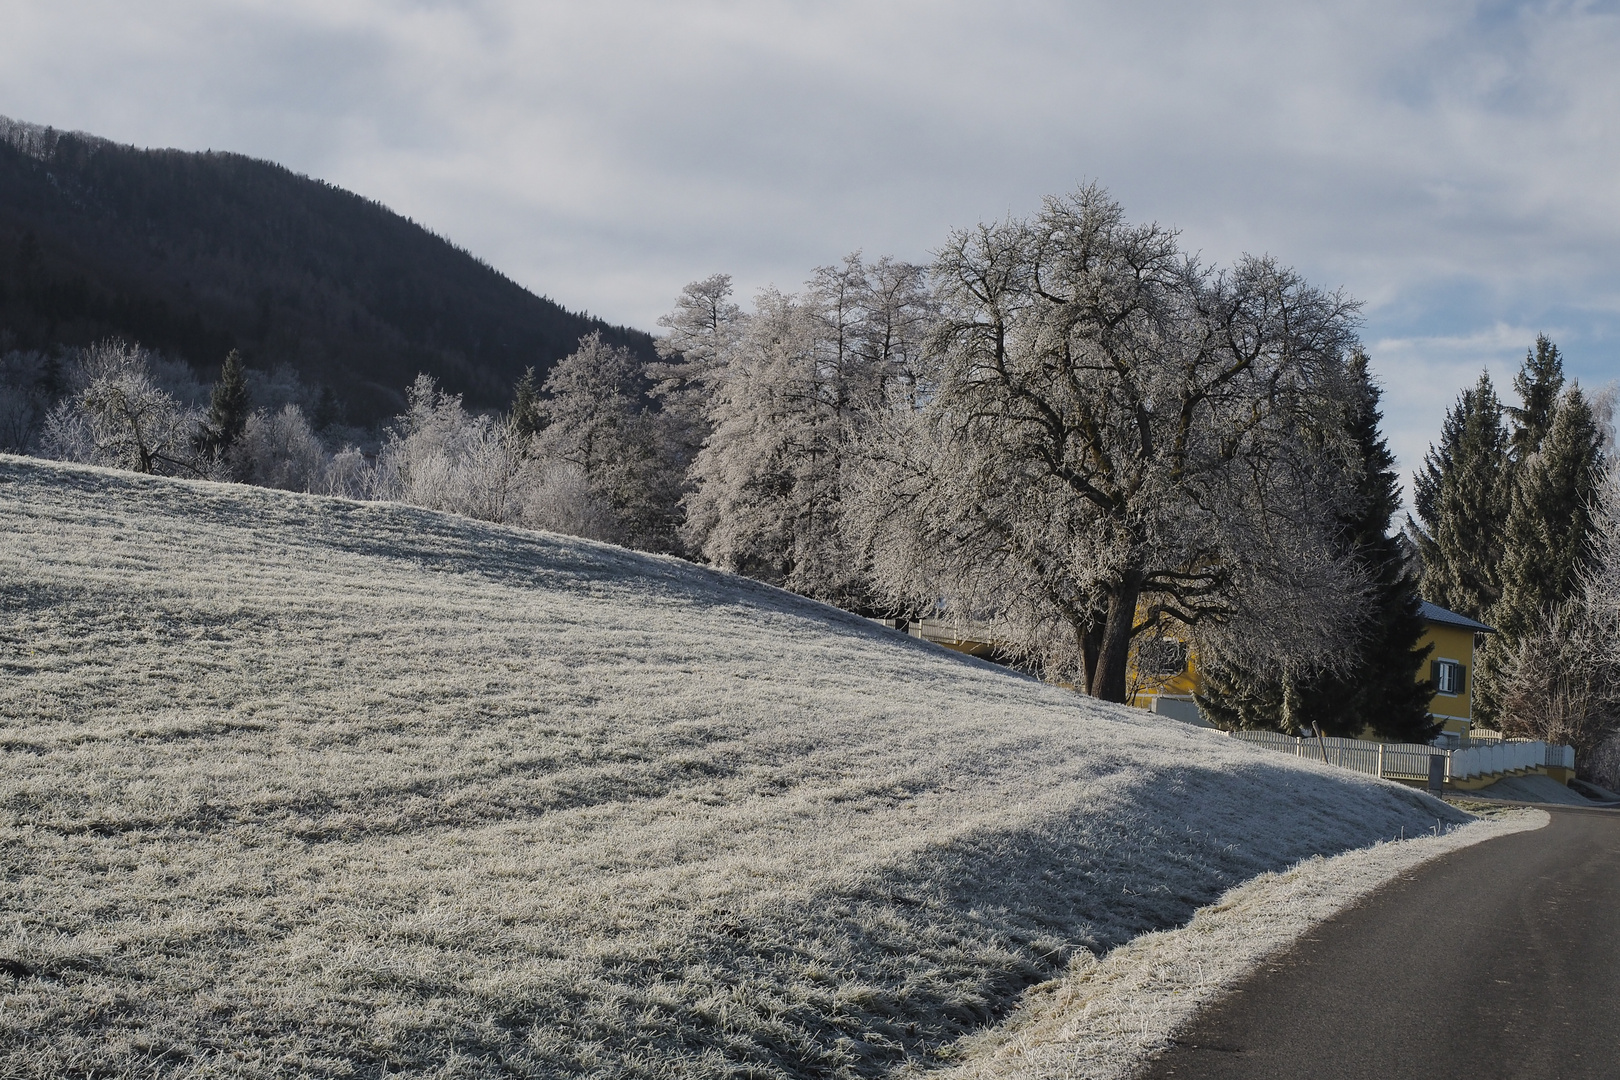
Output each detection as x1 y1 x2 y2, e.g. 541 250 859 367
539 333 683 552
1198 352 1436 740
680 256 931 607
682 289 840 592
649 274 747 472
375 373 617 539
40 340 212 477
235 404 328 493
1410 372 1511 621
1477 385 1609 722
1588 466 1620 665
1498 603 1619 777
0 350 57 453
508 366 545 446
851 186 1368 702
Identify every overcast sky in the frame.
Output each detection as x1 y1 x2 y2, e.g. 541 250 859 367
3 0 1616 492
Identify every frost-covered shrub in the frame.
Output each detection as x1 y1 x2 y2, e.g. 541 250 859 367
322 445 374 500
371 376 552 527
0 351 56 453
235 404 328 492
373 375 622 541
516 461 618 540
39 340 212 478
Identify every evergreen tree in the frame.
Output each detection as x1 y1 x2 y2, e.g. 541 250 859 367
1299 353 1437 740
1411 371 1511 621
1194 665 1286 732
1198 353 1437 740
1497 386 1606 636
1477 385 1607 720
1507 335 1564 461
508 366 544 446
539 334 683 553
197 349 250 464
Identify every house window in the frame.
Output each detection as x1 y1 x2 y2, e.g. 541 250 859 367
1434 659 1465 695
1139 639 1189 678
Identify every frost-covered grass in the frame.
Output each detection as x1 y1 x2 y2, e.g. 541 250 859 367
941 809 1545 1080
0 456 1470 1078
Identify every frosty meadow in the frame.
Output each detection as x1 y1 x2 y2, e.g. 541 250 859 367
0 455 1475 1077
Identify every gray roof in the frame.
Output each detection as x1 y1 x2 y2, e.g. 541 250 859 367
1419 601 1495 634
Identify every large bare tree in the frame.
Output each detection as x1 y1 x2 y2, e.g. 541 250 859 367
854 186 1369 702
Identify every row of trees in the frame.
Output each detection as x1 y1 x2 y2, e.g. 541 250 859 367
20 185 1612 760
574 188 1425 738
1411 339 1617 774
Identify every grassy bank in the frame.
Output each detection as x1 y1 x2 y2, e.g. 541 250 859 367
0 456 1466 1078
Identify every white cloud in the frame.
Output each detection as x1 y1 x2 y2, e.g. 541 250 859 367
2 0 1616 481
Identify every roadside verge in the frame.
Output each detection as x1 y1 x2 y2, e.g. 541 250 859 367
937 808 1549 1080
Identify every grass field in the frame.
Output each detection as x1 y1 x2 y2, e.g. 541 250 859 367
0 456 1467 1078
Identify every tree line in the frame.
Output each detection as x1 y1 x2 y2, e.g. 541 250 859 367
5 183 1616 767
1410 340 1618 776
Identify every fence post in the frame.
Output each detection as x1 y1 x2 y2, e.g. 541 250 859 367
1377 743 1385 779
1428 754 1446 796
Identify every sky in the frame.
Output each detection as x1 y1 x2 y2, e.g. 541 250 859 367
2 0 1617 494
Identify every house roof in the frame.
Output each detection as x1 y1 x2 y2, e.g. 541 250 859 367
1418 601 1495 634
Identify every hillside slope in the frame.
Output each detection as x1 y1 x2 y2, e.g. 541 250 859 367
0 116 655 422
0 457 1466 1079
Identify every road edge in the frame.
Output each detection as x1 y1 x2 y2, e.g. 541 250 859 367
935 808 1549 1080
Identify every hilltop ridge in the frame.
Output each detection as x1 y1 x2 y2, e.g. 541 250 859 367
0 115 655 422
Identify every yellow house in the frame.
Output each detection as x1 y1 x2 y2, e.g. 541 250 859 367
899 602 1496 744
1415 601 1493 742
1130 601 1495 739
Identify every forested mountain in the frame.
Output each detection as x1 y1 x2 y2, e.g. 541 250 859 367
0 115 653 423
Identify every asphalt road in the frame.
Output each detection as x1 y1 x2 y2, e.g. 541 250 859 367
1140 805 1620 1080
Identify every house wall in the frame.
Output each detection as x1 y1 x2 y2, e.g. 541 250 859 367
1128 642 1199 711
1419 622 1478 735
1130 618 1481 739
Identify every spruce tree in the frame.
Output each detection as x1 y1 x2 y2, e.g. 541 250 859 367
1411 371 1511 621
1198 352 1436 740
1194 665 1285 732
1507 335 1564 461
197 349 250 464
508 366 544 447
1477 385 1607 720
1497 387 1605 636
1298 354 1437 740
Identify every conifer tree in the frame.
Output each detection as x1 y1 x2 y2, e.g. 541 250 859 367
1507 335 1564 461
539 334 683 553
1198 353 1436 740
197 349 250 465
1411 372 1511 621
508 366 544 447
1477 385 1607 720
1497 387 1606 636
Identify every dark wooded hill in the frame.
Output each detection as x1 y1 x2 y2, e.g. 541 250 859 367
0 115 655 424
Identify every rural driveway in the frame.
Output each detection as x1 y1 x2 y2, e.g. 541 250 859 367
1140 804 1620 1079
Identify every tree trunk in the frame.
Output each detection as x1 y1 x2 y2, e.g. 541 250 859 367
1080 620 1103 693
1088 576 1143 702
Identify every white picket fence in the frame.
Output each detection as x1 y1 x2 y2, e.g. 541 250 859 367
1228 729 1574 784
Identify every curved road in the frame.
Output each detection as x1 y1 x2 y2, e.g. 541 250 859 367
1141 805 1620 1079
